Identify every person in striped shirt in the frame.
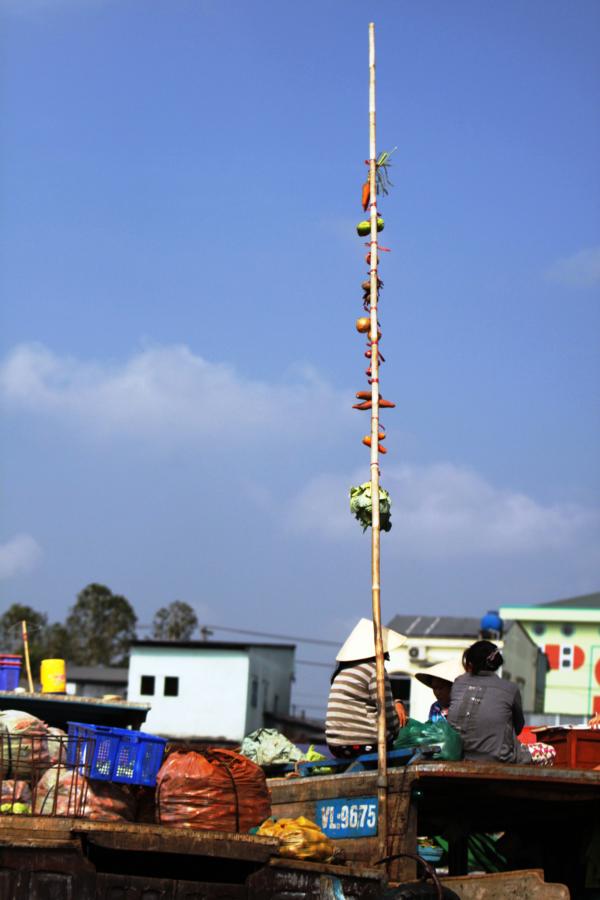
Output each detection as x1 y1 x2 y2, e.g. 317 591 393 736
325 618 406 758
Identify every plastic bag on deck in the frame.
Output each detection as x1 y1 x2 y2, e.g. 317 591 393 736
393 717 463 761
156 748 271 832
0 710 51 780
240 728 304 766
257 816 335 862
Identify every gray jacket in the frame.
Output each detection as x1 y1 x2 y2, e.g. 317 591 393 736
447 671 531 764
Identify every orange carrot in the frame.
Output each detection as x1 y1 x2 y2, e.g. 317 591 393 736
361 180 370 211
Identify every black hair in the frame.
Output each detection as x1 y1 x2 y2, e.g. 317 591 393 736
463 640 503 675
330 653 390 684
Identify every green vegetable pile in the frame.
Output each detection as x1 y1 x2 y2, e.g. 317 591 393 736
0 802 30 815
349 482 392 532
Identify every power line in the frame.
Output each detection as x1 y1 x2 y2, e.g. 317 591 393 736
296 659 333 669
136 622 339 653
202 624 339 648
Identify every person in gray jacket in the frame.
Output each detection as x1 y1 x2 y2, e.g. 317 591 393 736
448 640 555 765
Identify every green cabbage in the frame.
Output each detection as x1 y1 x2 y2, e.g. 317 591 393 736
349 483 392 532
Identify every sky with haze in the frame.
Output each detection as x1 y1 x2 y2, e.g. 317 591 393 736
1 0 599 716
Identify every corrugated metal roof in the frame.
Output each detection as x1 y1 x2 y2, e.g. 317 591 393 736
131 640 295 651
66 665 128 683
537 591 600 609
387 614 481 638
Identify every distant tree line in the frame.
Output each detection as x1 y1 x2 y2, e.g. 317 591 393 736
0 585 199 671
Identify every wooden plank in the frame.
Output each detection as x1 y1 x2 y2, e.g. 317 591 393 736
73 823 278 862
0 816 77 835
396 760 600 787
267 856 383 881
440 869 570 899
0 834 80 850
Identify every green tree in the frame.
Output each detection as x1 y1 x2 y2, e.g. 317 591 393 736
44 622 71 660
66 584 137 666
152 600 198 641
0 603 49 672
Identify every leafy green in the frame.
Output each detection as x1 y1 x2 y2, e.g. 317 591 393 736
349 483 392 532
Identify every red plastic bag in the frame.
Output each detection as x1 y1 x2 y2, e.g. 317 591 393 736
156 748 271 832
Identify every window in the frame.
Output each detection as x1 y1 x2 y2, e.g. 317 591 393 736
561 646 572 669
164 676 179 697
140 675 155 696
561 623 574 638
250 677 258 708
532 623 546 637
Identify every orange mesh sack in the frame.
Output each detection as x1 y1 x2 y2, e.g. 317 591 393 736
33 765 135 820
156 748 271 832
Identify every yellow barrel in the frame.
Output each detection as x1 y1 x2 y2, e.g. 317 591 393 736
40 659 66 693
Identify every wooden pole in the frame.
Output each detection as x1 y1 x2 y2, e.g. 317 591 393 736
21 620 34 693
368 21 388 863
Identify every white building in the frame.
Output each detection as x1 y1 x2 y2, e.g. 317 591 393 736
127 640 295 741
386 614 545 722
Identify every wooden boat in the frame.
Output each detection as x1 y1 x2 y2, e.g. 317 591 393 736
0 816 385 899
268 759 600 896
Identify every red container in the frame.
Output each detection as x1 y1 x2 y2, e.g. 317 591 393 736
532 727 600 770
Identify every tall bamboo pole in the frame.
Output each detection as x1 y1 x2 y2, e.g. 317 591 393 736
368 22 388 862
21 620 34 693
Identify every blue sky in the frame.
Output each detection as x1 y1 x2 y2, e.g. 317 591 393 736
1 0 599 717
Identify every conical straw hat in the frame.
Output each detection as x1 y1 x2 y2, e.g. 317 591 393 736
414 657 464 688
336 618 407 662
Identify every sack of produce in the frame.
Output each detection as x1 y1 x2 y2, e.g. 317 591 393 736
0 710 51 780
33 765 135 820
156 748 271 832
0 780 32 815
47 727 67 766
393 717 463 761
257 816 334 862
240 728 304 767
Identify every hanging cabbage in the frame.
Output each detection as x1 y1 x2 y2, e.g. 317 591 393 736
349 483 392 532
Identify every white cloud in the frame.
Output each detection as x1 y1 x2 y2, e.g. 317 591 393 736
545 246 600 289
286 463 599 559
0 535 42 580
0 342 351 446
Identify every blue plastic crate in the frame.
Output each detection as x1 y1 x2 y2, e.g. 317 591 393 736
0 666 21 691
67 722 166 786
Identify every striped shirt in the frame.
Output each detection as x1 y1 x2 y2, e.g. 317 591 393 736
325 661 399 747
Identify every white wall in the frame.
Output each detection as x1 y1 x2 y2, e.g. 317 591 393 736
501 623 540 712
388 640 469 721
245 647 295 733
128 646 249 740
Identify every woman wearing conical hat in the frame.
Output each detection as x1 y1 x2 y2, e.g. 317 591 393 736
325 618 406 758
414 658 464 722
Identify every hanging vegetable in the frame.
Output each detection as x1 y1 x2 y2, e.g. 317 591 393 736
362 435 387 454
349 483 392 532
353 396 396 410
356 218 385 236
361 181 370 211
374 148 397 196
